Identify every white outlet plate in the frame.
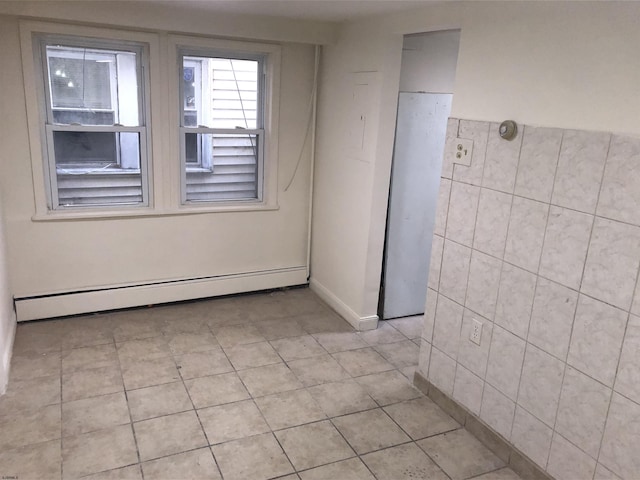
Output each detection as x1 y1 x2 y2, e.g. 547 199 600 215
470 318 482 346
452 137 474 167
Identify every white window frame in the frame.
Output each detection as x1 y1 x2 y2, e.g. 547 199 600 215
169 35 281 210
40 36 149 209
20 22 160 218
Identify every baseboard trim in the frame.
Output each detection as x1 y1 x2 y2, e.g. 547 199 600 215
15 267 308 322
413 372 554 480
309 278 378 331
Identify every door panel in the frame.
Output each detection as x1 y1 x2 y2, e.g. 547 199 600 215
382 92 452 319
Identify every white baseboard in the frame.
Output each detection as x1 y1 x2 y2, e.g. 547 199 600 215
15 267 308 322
0 311 16 395
309 278 378 331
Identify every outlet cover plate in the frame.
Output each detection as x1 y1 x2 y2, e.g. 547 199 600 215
452 137 474 167
470 318 482 346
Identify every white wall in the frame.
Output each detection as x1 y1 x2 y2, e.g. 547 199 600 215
311 0 640 324
0 195 16 395
399 30 460 93
0 7 321 318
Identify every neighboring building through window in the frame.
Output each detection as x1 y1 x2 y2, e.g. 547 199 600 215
179 52 264 203
39 37 149 208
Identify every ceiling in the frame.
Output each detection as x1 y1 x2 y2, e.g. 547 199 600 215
152 0 443 22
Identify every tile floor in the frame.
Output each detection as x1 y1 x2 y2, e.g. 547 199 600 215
0 288 524 480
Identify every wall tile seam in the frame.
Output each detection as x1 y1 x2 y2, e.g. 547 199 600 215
593 308 636 471
427 175 459 304
440 229 640 318
452 362 485 414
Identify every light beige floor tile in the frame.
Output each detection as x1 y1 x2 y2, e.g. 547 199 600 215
62 344 119 374
9 352 61 381
134 410 207 461
0 374 61 415
185 372 250 409
237 364 303 397
211 432 294 480
255 389 325 430
473 468 524 480
307 380 377 418
275 420 355 470
374 340 420 369
62 424 138 479
174 348 233 380
62 392 130 437
160 317 211 336
141 448 221 480
214 324 265 348
120 356 180 390
358 323 407 345
356 370 422 405
0 439 61 480
417 429 506 480
116 337 171 362
399 365 416 381
270 335 327 361
361 443 448 480
388 316 424 339
332 409 410 455
332 348 395 377
127 381 192 421
61 326 113 350
383 397 460 440
312 332 368 353
224 341 282 370
63 365 124 402
296 312 353 334
13 321 63 355
288 354 351 387
112 318 162 343
299 457 375 480
255 318 307 341
198 399 270 444
82 465 143 480
0 404 61 450
165 332 218 355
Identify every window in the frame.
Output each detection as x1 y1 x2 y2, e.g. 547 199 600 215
179 51 265 203
38 36 149 208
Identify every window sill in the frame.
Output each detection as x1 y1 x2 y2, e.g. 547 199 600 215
31 201 279 221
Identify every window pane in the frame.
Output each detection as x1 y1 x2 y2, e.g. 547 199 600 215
54 131 143 207
185 133 258 202
46 45 140 126
182 56 259 129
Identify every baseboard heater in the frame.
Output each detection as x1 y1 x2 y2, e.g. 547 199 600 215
14 266 308 322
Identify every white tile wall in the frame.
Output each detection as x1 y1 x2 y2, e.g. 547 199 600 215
420 119 640 480
516 344 564 427
473 188 512 258
446 182 480 247
547 433 597 480
482 122 523 194
514 126 563 203
479 383 515 440
494 263 536 338
503 196 549 273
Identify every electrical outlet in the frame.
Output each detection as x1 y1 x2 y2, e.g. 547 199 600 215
452 137 474 167
470 318 482 346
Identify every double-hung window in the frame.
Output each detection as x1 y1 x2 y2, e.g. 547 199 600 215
38 35 149 208
178 50 265 203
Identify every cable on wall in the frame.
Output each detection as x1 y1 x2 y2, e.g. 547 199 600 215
284 45 320 192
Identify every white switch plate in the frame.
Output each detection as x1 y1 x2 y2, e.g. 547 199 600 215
470 318 482 345
452 137 474 167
